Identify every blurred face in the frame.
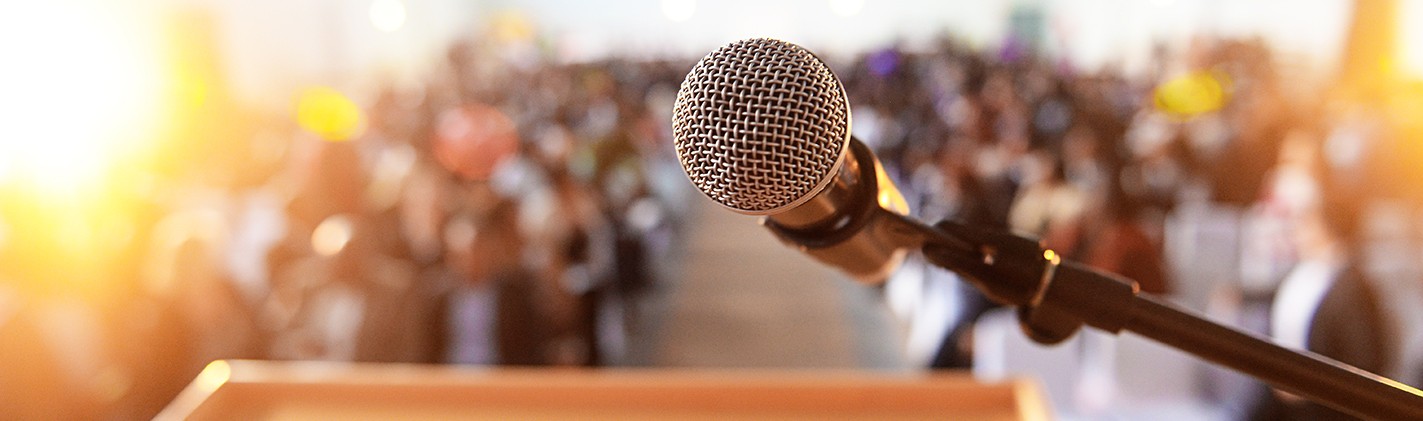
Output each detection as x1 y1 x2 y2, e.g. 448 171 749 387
443 216 484 281
445 210 525 284
1062 125 1098 164
1279 129 1319 169
983 72 1016 108
1292 207 1332 259
171 242 231 326
399 170 447 260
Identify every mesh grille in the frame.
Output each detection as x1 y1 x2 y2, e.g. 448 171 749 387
672 38 850 214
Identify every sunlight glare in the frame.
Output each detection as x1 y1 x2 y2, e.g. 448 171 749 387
0 1 163 196
1402 0 1423 79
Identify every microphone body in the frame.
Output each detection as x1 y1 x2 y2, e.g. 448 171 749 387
759 136 909 283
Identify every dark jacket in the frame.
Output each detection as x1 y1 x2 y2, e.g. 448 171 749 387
1251 265 1394 421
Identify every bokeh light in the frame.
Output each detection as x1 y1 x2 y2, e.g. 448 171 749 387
295 87 365 142
433 104 518 181
369 0 407 33
312 215 354 257
1153 71 1229 118
193 360 232 393
491 10 535 43
1401 0 1423 79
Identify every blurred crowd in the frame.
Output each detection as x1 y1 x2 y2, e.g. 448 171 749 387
0 36 690 418
5 27 1423 420
855 37 1423 419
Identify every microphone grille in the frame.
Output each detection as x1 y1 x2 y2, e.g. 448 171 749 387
672 38 850 214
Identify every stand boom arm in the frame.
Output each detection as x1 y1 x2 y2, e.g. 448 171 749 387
874 210 1423 420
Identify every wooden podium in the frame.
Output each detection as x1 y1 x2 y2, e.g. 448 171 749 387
157 360 1050 420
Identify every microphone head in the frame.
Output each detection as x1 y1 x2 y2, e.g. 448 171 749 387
672 38 851 215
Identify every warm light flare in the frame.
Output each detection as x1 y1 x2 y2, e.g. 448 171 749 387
0 1 164 197
194 360 232 393
1402 0 1423 79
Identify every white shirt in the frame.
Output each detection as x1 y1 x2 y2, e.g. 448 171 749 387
1271 259 1343 350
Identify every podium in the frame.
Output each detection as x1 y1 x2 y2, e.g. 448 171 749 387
158 360 1050 420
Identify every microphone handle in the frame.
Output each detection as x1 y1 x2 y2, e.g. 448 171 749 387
889 211 1423 420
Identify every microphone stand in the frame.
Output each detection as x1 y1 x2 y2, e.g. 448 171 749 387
897 214 1423 420
762 139 1423 419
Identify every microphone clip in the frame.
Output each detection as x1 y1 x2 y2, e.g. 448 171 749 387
922 221 1085 344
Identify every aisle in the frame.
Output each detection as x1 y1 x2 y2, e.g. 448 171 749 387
647 199 906 369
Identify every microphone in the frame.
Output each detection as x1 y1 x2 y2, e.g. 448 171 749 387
671 38 911 283
670 39 1423 419
669 37 1069 333
669 37 1120 331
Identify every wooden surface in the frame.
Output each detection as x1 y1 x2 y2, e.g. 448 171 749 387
158 360 1051 420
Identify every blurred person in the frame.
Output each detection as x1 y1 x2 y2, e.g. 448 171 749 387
1068 75 1132 157
1119 112 1193 244
0 281 111 420
125 209 265 417
361 132 425 266
449 198 565 366
1060 122 1112 201
1209 44 1289 208
892 144 1008 369
1007 151 1087 254
265 214 431 362
520 166 614 366
281 139 371 235
401 135 460 239
219 127 297 325
593 126 667 363
1077 182 1170 294
436 206 507 365
1240 125 1326 293
262 138 373 289
1125 128 1193 216
1247 194 1396 421
1320 100 1390 200
1030 78 1077 151
1223 121 1395 420
514 117 616 366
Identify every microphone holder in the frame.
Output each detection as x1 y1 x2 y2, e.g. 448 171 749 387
757 137 1423 418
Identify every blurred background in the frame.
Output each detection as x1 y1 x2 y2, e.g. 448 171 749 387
4 0 1423 419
